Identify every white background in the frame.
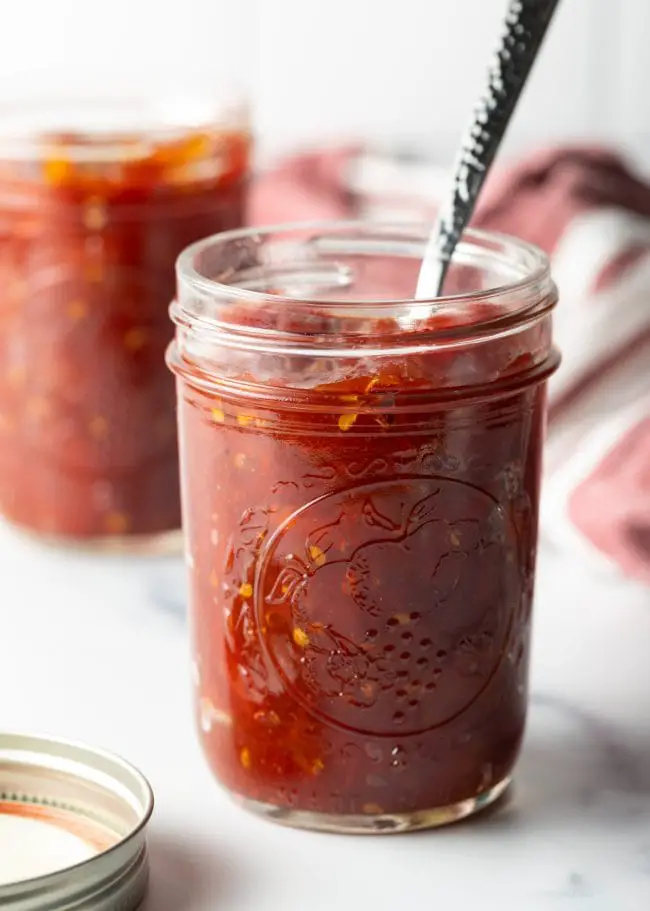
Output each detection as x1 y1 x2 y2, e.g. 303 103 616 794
0 0 648 164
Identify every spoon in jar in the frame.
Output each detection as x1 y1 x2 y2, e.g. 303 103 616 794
415 0 562 300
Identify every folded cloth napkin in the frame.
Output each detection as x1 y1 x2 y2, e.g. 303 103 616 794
250 145 650 586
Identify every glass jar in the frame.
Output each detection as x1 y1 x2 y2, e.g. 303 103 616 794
0 89 251 548
169 222 560 833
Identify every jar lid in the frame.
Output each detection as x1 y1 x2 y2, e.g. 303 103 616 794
0 732 153 910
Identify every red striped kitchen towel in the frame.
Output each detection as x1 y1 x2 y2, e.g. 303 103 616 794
251 145 650 585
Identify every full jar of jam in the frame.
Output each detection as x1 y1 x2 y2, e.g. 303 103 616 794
0 92 251 548
169 222 560 833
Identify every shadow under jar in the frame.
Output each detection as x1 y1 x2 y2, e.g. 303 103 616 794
169 222 560 833
0 93 251 548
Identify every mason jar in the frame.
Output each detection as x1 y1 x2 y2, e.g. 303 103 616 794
0 87 251 549
168 221 560 833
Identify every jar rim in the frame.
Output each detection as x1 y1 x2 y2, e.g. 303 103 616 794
174 221 556 355
177 220 551 311
0 89 248 162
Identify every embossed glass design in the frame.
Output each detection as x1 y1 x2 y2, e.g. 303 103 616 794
169 222 560 833
0 95 250 547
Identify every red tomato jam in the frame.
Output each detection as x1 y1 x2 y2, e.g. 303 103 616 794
170 224 559 832
0 118 250 543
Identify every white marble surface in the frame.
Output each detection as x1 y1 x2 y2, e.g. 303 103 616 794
1 524 650 911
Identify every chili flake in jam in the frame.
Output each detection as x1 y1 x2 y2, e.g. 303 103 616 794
170 224 560 833
0 110 250 543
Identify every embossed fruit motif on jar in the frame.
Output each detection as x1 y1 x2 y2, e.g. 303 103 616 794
0 92 250 547
169 222 560 833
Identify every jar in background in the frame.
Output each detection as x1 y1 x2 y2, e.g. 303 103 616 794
169 222 560 833
0 91 251 548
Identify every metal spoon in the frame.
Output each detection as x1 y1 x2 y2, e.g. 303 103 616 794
415 0 562 299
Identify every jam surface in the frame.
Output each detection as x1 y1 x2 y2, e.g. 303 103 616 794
0 125 249 539
177 293 556 818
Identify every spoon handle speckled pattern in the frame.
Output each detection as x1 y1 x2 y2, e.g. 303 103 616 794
416 0 561 299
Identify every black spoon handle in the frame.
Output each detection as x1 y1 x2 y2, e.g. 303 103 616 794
416 0 561 298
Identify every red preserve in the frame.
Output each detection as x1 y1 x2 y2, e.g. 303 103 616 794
169 223 560 833
0 95 250 546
